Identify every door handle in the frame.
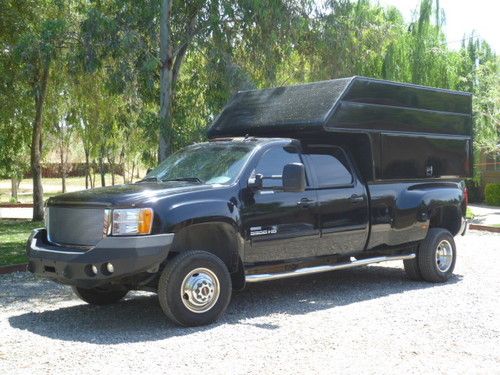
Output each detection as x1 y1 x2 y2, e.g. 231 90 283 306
297 197 315 208
350 194 364 203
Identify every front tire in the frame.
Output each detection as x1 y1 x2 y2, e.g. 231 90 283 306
158 250 232 327
72 286 128 305
416 228 456 282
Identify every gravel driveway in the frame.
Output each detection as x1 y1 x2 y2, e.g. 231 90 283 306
1 231 499 374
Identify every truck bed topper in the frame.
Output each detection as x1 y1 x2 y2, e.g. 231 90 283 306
208 76 472 181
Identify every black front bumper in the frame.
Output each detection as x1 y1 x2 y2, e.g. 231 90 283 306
27 229 174 288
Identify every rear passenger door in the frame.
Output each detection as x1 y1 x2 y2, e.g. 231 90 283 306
304 145 369 255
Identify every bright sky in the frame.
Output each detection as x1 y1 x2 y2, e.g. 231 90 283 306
377 0 499 52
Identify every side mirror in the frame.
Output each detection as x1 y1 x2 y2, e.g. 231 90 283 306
248 173 263 189
282 163 306 192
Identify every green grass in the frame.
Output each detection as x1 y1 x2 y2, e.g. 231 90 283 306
0 220 43 266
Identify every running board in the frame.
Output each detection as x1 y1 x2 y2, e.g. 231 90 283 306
245 254 416 283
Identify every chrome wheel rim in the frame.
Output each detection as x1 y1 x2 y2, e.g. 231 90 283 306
180 268 220 313
435 239 453 272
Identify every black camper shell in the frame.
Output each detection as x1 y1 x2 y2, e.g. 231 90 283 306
208 76 473 181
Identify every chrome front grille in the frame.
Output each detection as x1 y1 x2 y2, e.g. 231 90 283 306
47 206 105 247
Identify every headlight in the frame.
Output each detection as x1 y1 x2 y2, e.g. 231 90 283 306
110 208 154 236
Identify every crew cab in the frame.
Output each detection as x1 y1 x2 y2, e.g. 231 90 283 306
27 77 471 326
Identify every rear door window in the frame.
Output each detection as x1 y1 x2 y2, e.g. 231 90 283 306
305 146 353 187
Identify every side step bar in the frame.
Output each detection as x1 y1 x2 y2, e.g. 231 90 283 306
245 254 416 283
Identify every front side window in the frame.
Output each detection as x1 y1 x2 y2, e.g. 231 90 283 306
254 146 302 188
145 142 256 185
305 146 353 187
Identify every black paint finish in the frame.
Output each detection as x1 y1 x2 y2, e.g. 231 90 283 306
33 77 469 288
241 188 320 263
43 138 465 267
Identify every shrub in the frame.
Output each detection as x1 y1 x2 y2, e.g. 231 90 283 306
24 163 124 178
485 183 500 206
465 179 483 203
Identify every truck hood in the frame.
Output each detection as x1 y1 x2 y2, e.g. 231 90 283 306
47 182 219 207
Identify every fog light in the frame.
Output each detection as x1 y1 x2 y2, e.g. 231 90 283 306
106 263 114 274
91 265 98 275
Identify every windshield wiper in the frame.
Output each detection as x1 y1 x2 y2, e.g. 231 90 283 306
161 177 203 184
138 176 159 183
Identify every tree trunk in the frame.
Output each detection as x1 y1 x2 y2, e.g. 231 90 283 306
11 176 19 202
108 155 115 185
435 0 440 25
120 147 126 184
31 64 50 221
159 0 173 161
99 148 106 187
122 164 127 184
130 161 136 183
91 160 96 188
84 148 90 189
159 1 200 160
59 144 66 193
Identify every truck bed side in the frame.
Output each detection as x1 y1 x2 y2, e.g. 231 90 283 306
366 181 465 250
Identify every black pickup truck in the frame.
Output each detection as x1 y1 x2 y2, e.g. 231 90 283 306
27 77 470 326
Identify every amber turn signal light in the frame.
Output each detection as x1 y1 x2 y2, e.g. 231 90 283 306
138 208 154 234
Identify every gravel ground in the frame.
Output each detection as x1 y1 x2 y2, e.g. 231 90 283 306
1 230 499 374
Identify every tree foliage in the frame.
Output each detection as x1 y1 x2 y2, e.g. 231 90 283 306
0 0 498 213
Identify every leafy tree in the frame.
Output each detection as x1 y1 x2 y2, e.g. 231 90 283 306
382 0 455 87
0 115 32 202
0 0 37 201
70 71 122 187
13 1 73 219
76 0 312 160
456 36 499 176
1 0 497 204
294 0 398 81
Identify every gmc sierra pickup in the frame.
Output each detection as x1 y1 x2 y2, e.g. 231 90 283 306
27 77 470 326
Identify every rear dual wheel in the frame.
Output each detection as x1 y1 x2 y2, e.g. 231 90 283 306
158 250 232 327
404 228 456 282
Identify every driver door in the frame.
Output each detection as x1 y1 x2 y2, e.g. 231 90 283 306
240 145 320 264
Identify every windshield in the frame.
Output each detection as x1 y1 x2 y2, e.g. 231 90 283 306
144 142 256 185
